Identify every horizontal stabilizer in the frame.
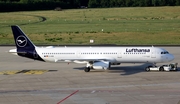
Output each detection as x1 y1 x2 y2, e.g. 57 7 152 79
9 49 27 54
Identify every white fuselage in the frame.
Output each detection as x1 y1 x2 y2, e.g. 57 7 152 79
33 46 174 64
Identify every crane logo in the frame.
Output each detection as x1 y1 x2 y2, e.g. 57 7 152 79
16 35 27 47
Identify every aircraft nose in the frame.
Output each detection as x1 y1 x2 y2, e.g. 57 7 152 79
168 54 174 61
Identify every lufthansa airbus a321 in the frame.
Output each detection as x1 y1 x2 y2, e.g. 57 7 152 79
9 25 174 72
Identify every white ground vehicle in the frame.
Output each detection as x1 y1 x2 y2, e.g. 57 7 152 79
145 63 178 71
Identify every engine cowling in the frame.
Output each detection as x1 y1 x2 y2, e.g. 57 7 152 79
92 61 110 70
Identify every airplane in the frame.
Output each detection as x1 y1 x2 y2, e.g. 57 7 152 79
9 25 174 72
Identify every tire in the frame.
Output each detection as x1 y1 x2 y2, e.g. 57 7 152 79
145 67 150 72
159 67 164 71
84 67 90 72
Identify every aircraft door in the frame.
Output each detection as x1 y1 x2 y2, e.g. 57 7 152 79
76 51 81 57
151 49 156 58
117 51 122 58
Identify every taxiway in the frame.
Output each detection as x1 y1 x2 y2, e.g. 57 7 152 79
0 46 180 104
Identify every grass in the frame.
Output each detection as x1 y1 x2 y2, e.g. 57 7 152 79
0 7 180 45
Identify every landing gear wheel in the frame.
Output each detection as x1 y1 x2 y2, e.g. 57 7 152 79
159 67 164 71
145 67 150 72
84 67 90 72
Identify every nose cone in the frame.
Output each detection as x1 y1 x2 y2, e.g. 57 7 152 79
168 54 174 61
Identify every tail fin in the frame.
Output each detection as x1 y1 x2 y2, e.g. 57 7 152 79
11 25 44 62
11 25 35 50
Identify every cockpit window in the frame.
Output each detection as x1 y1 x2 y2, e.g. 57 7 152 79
161 51 169 54
165 51 169 54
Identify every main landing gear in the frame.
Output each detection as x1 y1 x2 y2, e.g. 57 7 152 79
84 67 90 72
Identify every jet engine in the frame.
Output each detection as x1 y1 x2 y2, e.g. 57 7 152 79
92 61 111 70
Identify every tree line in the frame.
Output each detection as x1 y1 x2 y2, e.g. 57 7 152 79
0 0 180 12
